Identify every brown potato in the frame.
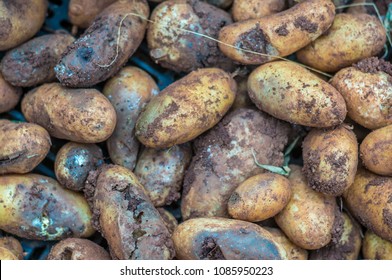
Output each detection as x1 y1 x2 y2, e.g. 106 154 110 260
248 61 347 127
47 238 111 260
330 57 392 130
104 67 159 170
232 0 286 22
68 0 117 28
157 208 178 235
136 68 236 149
0 237 23 260
360 125 392 176
362 230 392 260
0 120 51 175
230 75 254 110
302 125 358 196
134 144 192 207
0 73 22 114
218 0 335 65
85 164 175 260
172 217 288 259
228 173 292 222
0 174 94 240
275 165 337 250
22 83 116 143
204 0 233 8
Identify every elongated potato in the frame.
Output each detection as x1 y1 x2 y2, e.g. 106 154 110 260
172 218 288 259
136 68 236 149
22 83 116 143
0 73 22 114
0 174 94 240
343 169 392 242
232 0 286 22
55 0 149 87
104 67 159 170
0 120 51 175
362 230 392 260
360 125 392 176
248 61 347 127
68 0 117 28
48 238 111 260
0 237 23 260
218 0 335 65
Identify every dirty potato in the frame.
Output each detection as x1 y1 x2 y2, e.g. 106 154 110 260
362 230 392 260
47 238 111 260
230 75 254 110
0 237 23 260
0 73 22 114
157 208 178 235
232 0 286 22
204 0 233 8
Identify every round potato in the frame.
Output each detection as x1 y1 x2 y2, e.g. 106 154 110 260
228 173 292 222
0 120 51 175
0 237 23 260
136 68 236 149
248 61 347 127
362 230 392 260
0 174 94 240
232 0 286 22
157 208 178 235
360 125 392 176
0 73 22 114
47 238 111 260
22 83 116 143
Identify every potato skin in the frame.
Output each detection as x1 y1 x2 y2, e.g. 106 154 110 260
55 0 149 87
248 61 347 127
343 168 392 242
104 67 159 170
0 0 48 51
172 218 288 260
231 76 254 110
360 125 392 176
297 14 386 73
22 83 116 143
218 0 335 65
157 208 178 235
0 120 51 175
68 0 117 28
232 0 286 22
275 165 337 250
362 230 392 260
302 125 358 196
228 173 292 222
136 68 236 149
85 164 175 260
48 238 111 260
0 237 23 260
0 73 22 113
0 174 94 240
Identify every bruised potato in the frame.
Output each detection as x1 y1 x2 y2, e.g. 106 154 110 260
362 230 392 260
48 238 111 260
68 0 117 28
0 237 23 260
232 0 286 22
0 73 22 114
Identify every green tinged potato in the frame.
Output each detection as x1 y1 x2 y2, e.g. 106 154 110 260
362 230 392 260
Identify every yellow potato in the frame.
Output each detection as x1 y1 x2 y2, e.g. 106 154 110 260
362 230 392 260
68 0 117 28
0 237 23 260
232 0 287 22
0 73 22 113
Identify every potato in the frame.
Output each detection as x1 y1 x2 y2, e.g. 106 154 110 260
297 14 386 73
182 108 290 219
0 237 23 260
147 0 233 73
134 144 192 207
228 173 292 222
204 0 233 8
330 57 392 130
47 238 111 260
55 0 149 87
218 0 335 65
343 168 392 242
55 142 103 191
248 61 347 127
0 0 48 51
85 164 175 260
0 174 94 240
275 165 337 250
360 125 392 176
104 67 159 170
302 125 358 196
136 68 236 149
362 230 392 260
0 120 51 175
232 0 286 22
157 208 178 235
172 217 288 259
22 83 116 143
0 73 22 114
347 0 385 15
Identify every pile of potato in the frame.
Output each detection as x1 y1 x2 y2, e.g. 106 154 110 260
0 0 391 260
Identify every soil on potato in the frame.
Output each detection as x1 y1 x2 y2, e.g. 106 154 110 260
354 57 392 76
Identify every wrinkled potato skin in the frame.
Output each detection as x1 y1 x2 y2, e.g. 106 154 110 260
173 218 288 260
302 125 358 196
297 14 386 73
248 61 347 127
343 169 392 242
330 66 392 130
218 0 335 65
47 238 111 260
1 34 75 87
275 165 337 250
22 83 116 143
360 125 392 176
0 120 51 175
136 68 236 149
157 208 178 235
68 0 117 28
55 143 103 191
0 73 22 113
134 144 192 207
228 173 292 222
362 231 392 260
0 0 48 51
85 165 175 260
0 174 94 240
232 0 286 22
104 67 159 170
0 237 23 260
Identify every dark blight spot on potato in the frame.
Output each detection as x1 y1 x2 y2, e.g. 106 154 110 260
59 248 74 260
275 24 289 36
0 18 12 40
382 209 392 228
200 237 225 260
293 16 318 33
364 177 387 193
236 23 270 61
77 47 94 61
